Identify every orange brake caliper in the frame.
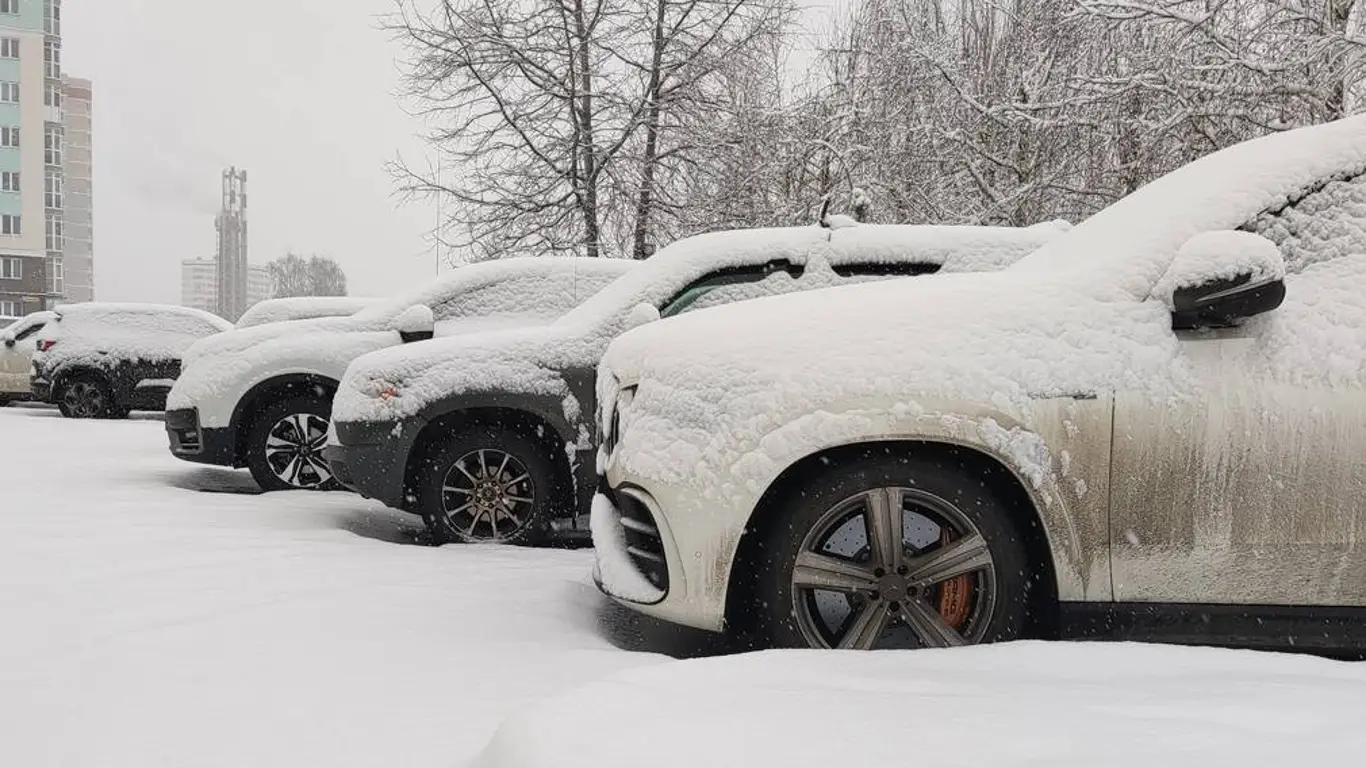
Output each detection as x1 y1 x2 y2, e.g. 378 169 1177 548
936 528 972 628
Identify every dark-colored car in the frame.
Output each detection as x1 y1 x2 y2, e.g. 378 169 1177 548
31 302 232 418
324 222 1063 546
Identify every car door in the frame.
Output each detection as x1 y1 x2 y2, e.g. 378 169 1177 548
1110 177 1366 608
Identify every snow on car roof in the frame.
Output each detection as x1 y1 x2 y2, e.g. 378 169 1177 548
554 223 1059 333
1015 114 1366 298
54 301 234 331
352 256 635 324
235 296 380 328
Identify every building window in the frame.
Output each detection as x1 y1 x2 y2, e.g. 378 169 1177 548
0 1 18 16
44 171 60 209
1 126 19 149
45 214 60 251
1 171 18 193
44 0 59 35
0 82 19 105
1 256 19 279
42 82 59 109
46 256 60 294
43 126 60 166
0 299 16 316
0 38 18 59
2 214 21 236
43 40 59 80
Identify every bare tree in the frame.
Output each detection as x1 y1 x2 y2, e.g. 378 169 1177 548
267 253 348 298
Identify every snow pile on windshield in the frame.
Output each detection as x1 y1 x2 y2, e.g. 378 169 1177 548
1014 115 1366 299
333 224 1060 424
1152 231 1286 309
37 303 231 370
173 257 631 396
234 296 378 328
475 641 1366 768
1251 170 1366 273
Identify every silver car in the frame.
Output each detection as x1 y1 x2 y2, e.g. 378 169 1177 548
593 115 1366 653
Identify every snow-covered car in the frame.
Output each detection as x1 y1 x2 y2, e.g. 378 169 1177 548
31 303 233 419
165 257 633 493
592 115 1366 654
0 311 55 405
234 296 379 329
325 222 1064 546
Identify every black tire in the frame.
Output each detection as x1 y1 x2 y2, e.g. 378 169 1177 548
244 395 341 492
747 450 1032 651
416 422 557 546
56 374 115 419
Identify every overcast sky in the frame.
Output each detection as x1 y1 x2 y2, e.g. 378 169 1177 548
63 0 440 304
62 0 847 306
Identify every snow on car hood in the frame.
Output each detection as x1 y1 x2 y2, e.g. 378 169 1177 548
599 271 1189 485
333 322 593 424
169 314 557 413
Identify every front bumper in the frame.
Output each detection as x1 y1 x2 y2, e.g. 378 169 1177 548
164 408 237 466
324 418 420 511
30 377 50 403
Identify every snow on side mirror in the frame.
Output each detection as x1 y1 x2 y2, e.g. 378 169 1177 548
1156 231 1287 331
624 302 661 331
393 304 435 343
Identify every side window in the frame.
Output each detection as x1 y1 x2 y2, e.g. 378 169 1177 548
432 274 577 320
13 321 44 342
1248 172 1366 274
660 263 805 319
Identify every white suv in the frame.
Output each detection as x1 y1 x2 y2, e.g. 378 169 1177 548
0 311 55 405
165 257 632 492
594 115 1366 654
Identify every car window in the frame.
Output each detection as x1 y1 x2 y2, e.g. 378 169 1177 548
1247 171 1366 274
430 273 578 320
660 262 805 319
13 321 44 342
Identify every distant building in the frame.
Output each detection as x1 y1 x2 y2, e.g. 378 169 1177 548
58 75 91 303
0 1 66 318
181 258 272 319
215 168 249 321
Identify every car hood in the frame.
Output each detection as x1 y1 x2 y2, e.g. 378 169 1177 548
181 315 361 367
601 271 1189 433
333 321 597 424
171 314 559 413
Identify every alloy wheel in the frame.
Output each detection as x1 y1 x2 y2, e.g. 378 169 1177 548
264 413 333 488
63 381 106 418
439 449 535 542
791 486 997 650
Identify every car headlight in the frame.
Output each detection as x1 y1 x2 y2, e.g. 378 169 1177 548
604 384 636 459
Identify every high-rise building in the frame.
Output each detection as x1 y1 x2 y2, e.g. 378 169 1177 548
215 167 248 321
58 74 90 302
0 0 64 318
181 258 271 319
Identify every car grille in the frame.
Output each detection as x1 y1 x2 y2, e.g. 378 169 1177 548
614 488 669 592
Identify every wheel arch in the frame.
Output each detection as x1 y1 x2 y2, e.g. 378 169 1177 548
405 399 579 518
723 439 1063 638
231 374 339 465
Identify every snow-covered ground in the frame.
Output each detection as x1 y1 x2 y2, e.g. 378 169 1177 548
0 405 668 767
2 404 1363 767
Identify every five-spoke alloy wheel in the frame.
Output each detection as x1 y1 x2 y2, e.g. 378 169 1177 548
751 451 1031 650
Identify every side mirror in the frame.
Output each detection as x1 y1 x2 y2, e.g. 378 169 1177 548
624 302 660 331
393 304 435 343
1157 231 1287 331
2 335 13 348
